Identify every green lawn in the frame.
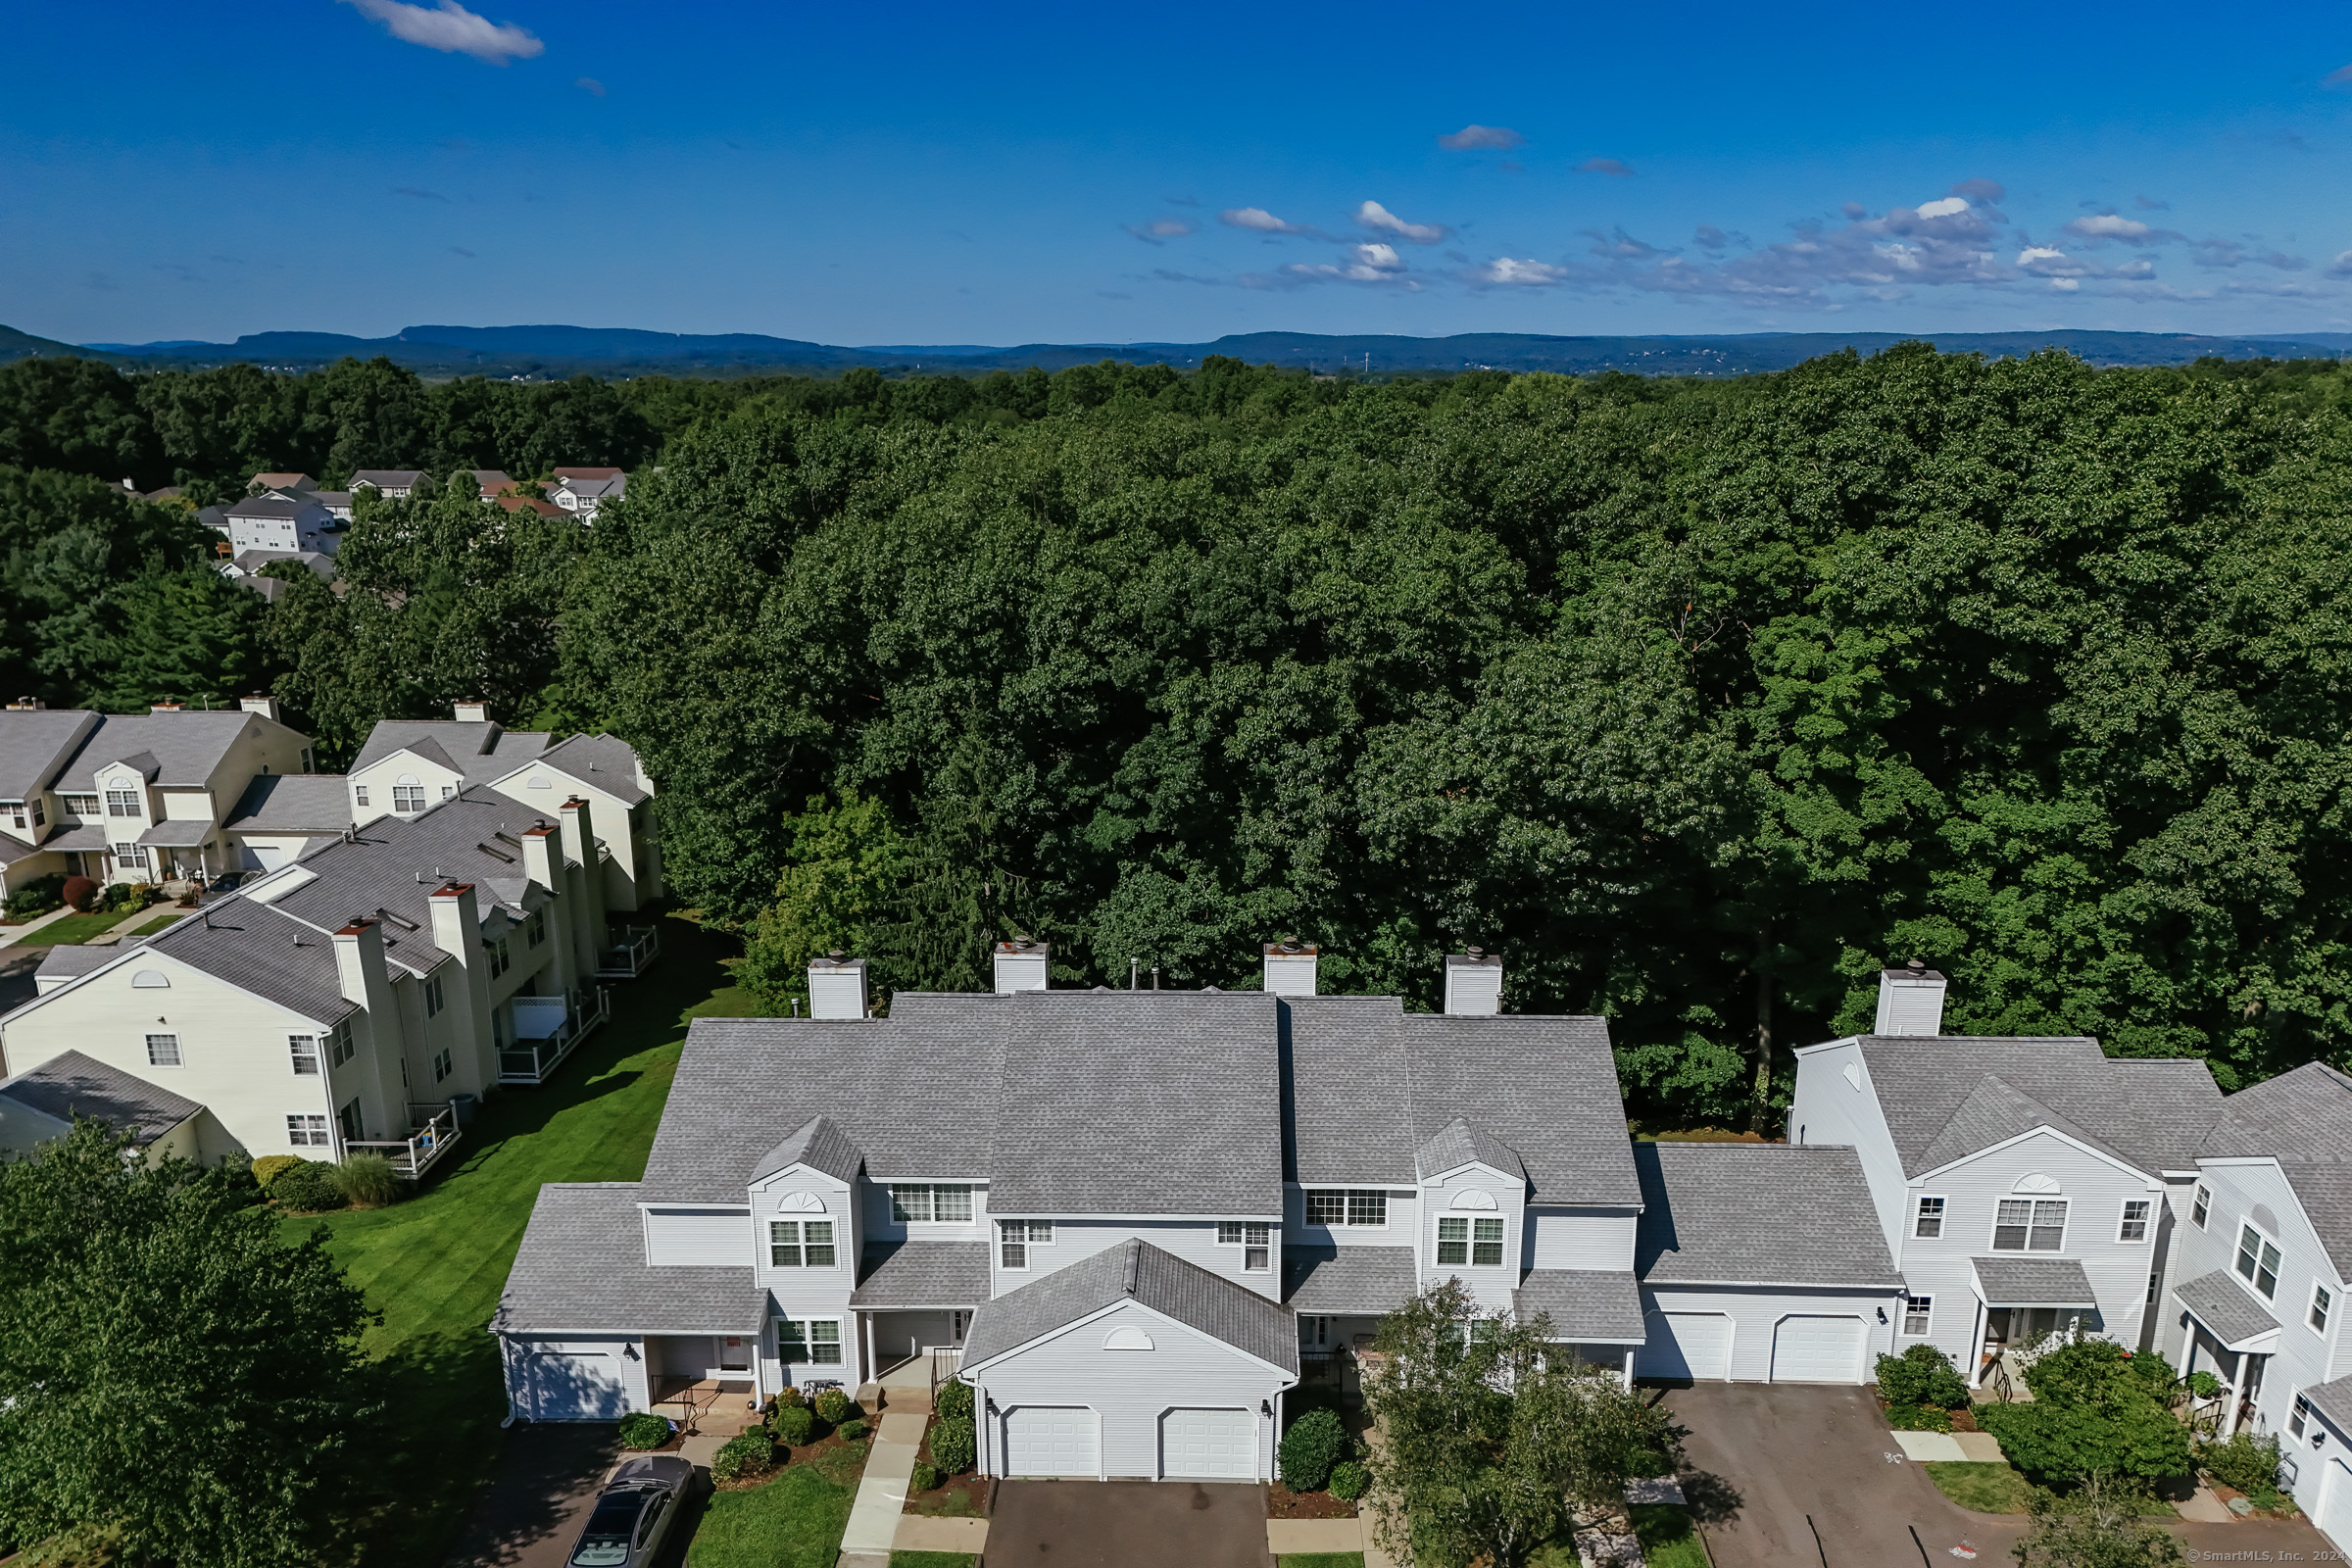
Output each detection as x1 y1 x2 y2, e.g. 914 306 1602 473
684 1466 858 1568
1277 1555 1366 1568
1630 1503 1712 1567
890 1554 979 1568
126 910 187 936
25 909 143 945
282 914 756 1565
1924 1461 2034 1513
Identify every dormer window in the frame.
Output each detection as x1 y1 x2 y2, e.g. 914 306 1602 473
769 1220 836 1268
891 1184 973 1223
106 788 140 817
1305 1190 1388 1227
2238 1223 2282 1299
1438 1216 1504 1267
393 774 426 814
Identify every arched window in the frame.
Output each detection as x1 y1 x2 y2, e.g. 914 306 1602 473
392 772 426 813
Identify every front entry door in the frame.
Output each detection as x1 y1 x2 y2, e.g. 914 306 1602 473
718 1335 750 1373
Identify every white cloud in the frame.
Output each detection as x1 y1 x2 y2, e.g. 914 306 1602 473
2062 213 2181 246
1471 258 1571 286
1916 196 1970 219
1950 178 2006 202
1576 157 1633 176
1282 243 1417 286
341 0 544 64
1355 201 1449 244
2049 277 2080 290
574 75 605 95
1220 207 1312 235
2331 250 2352 277
1439 124 1525 150
1124 218 1197 244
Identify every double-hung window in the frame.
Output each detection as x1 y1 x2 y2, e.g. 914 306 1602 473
289 1034 321 1075
114 842 148 870
1438 1216 1505 1267
423 973 445 1017
2192 1185 2211 1229
892 1184 974 1223
1913 1197 1945 1239
2313 1284 2333 1335
2291 1394 2314 1440
1992 1199 2067 1252
1305 1189 1388 1227
64 794 98 818
105 787 139 817
354 785 369 808
287 1114 329 1147
1218 1222 1271 1272
1903 1295 1934 1336
527 910 547 947
327 1021 354 1066
145 1033 181 1067
1000 1219 1052 1270
777 1318 842 1365
769 1220 835 1268
2237 1223 2282 1299
2118 1200 2151 1243
392 778 426 813
432 1047 453 1084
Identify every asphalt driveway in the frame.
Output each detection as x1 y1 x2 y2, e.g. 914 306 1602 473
989 1479 1271 1568
439 1423 706 1568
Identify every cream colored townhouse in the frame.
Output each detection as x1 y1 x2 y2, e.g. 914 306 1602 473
0 698 315 899
347 704 662 912
0 784 631 1172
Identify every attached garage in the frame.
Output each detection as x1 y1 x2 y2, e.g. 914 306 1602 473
514 1344 630 1420
2313 1454 2352 1551
1638 1311 1732 1381
1160 1407 1257 1479
1769 1315 1867 1384
1004 1406 1101 1478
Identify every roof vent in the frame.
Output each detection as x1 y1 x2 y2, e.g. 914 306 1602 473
1875 959 1947 1037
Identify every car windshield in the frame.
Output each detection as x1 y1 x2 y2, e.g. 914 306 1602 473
570 1493 647 1566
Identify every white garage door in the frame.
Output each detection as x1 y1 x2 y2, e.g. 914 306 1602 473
1004 1406 1098 1478
2312 1456 2352 1550
1770 1316 1866 1384
1639 1312 1732 1381
520 1349 627 1419
1163 1407 1256 1480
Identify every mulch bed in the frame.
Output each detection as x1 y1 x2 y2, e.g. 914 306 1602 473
1870 1391 1981 1432
2206 1479 2306 1522
1268 1482 1357 1519
904 1427 989 1516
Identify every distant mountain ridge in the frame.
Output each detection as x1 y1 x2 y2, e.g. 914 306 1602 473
13 322 2352 378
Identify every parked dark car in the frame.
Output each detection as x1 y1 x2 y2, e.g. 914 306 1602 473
567 1454 694 1567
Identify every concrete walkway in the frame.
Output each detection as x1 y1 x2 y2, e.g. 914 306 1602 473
1268 1517 1364 1553
837 1410 927 1567
0 904 77 949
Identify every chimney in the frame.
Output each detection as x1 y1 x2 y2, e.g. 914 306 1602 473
519 822 559 893
5 698 45 711
1261 940 1318 998
150 701 183 714
808 954 869 1019
331 918 387 1008
993 937 1049 994
427 881 479 971
239 694 281 723
453 700 489 723
1444 948 1503 1015
1875 959 1947 1037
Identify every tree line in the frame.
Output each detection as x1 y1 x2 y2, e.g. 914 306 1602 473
8 346 2352 1122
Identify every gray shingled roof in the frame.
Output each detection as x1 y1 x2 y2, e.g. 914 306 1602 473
137 818 214 848
1283 1247 1417 1313
754 1115 863 1184
0 710 99 801
2299 1373 2352 1440
2277 1162 2352 1280
135 897 357 1026
349 469 424 488
34 944 132 983
1635 1142 1904 1288
226 774 353 834
1515 1270 1645 1344
2197 1065 2352 1274
354 719 552 780
528 733 651 806
1971 1255 2099 1308
1401 1014 1640 1206
490 1184 765 1334
962 1238 1298 1374
1417 1116 1528 1182
2174 1267 2281 1347
1917 1074 2130 1174
0 1049 203 1144
0 835 36 864
850 1242 990 1307
1284 998 1416 1186
53 710 277 793
1858 1037 2223 1177
986 991 1283 1216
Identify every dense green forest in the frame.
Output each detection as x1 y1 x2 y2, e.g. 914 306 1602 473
9 346 2352 1124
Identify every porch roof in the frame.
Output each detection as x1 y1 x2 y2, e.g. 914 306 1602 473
1513 1269 1646 1345
1969 1255 2098 1308
2173 1267 2281 1351
2299 1372 2352 1441
136 818 214 848
850 1242 989 1308
1282 1246 1416 1315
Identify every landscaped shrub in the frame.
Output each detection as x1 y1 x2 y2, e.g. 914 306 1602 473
934 1379 974 1421
1977 1341 2191 1488
2198 1430 2283 1494
617 1411 671 1450
772 1403 816 1446
837 1418 868 1442
61 876 98 911
97 880 153 914
1885 1403 1953 1433
929 1416 976 1475
249 1154 304 1192
330 1152 404 1207
1329 1460 1368 1502
710 1431 777 1482
2186 1371 2225 1400
1876 1345 1970 1410
909 1461 941 1494
266 1160 346 1211
4 874 65 921
775 1385 805 1407
813 1387 853 1423
1280 1406 1347 1492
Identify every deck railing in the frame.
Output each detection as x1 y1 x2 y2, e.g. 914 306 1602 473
346 1102 462 1179
496 986 612 1085
595 925 662 980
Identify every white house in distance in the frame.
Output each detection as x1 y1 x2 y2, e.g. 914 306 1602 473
490 942 1656 1480
349 705 662 910
551 467 625 518
220 494 342 557
1787 966 2226 1391
0 781 644 1171
0 698 316 894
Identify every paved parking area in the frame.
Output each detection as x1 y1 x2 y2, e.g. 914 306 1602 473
439 1424 686 1568
988 1479 1272 1568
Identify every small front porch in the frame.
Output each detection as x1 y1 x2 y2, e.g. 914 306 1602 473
646 1333 762 1434
1968 1254 2101 1396
346 1101 463 1179
2176 1266 2282 1438
497 985 612 1085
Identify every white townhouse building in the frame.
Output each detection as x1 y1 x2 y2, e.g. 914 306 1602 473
0 698 316 896
551 467 625 518
1787 966 2227 1392
0 783 640 1169
220 494 342 558
349 706 662 910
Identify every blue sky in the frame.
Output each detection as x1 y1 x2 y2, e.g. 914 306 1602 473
8 0 2352 346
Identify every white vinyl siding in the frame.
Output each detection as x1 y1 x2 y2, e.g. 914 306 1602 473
643 1207 751 1267
993 1218 1279 1300
1525 1207 1639 1271
1785 1039 1911 1253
